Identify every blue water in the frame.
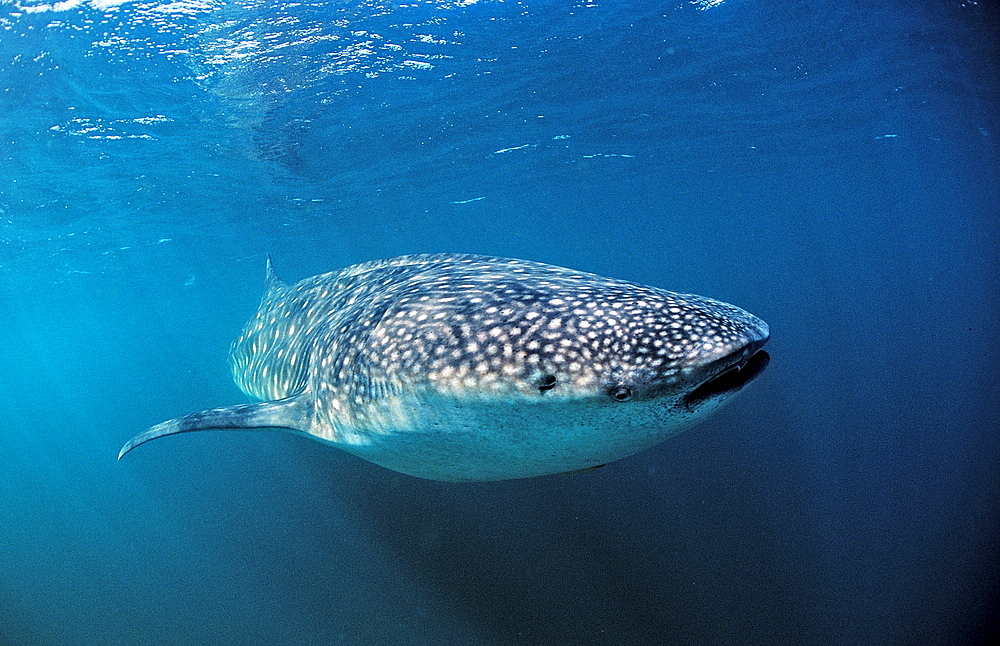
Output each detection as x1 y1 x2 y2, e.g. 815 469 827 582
1 1 997 644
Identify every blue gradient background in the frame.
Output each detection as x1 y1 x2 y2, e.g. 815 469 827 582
1 1 997 644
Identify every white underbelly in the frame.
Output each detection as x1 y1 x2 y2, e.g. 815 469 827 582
332 394 706 481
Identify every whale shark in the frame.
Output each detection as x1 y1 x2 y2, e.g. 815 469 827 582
119 254 770 481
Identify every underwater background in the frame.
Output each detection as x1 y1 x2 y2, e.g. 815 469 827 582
1 1 997 644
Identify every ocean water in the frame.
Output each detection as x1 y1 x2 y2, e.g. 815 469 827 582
1 0 997 644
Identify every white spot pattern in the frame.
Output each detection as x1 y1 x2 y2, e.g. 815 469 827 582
227 254 769 442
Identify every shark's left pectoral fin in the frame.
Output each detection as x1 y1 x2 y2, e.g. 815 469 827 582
118 394 313 459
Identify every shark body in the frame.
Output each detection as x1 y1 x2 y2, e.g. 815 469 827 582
119 254 770 481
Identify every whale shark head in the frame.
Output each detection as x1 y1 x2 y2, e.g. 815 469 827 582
121 254 770 481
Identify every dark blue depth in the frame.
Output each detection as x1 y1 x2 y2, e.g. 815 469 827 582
0 1 997 644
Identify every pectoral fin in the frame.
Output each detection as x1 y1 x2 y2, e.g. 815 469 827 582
118 394 313 459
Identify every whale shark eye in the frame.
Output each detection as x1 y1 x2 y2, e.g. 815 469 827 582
610 385 632 402
538 374 557 393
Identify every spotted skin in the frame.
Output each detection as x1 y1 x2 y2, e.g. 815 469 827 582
119 254 770 481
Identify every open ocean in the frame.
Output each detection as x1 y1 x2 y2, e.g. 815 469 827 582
1 1 997 644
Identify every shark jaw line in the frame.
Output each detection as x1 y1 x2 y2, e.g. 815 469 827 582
682 346 770 411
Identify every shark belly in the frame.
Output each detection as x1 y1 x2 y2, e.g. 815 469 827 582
331 394 709 481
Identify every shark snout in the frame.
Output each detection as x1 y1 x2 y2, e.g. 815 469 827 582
738 316 770 365
681 315 770 411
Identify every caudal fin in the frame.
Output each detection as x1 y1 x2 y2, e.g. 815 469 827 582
118 394 312 459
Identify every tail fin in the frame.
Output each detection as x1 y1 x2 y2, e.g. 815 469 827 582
118 394 312 459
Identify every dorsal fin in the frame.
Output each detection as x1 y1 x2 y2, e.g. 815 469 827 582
264 255 287 296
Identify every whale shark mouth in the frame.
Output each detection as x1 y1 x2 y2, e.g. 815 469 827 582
683 347 770 411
